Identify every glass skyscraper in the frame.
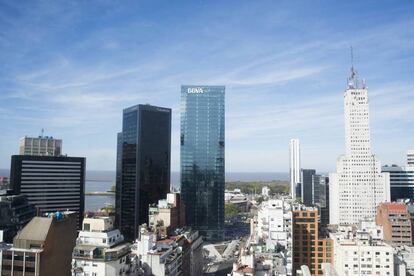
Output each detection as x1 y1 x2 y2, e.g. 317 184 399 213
116 104 171 241
301 169 316 206
180 85 225 241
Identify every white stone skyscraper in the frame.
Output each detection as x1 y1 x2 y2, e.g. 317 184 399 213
290 138 301 199
330 67 390 225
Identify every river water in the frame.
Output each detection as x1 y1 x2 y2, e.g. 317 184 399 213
0 169 289 211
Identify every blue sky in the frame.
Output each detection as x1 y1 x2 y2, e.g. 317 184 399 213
0 0 413 172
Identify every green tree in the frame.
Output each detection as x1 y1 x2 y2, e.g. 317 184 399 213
256 196 265 205
225 203 238 218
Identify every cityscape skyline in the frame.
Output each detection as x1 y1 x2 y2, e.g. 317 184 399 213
1 1 414 173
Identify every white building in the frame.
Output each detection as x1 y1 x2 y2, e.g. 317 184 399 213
289 139 301 200
330 221 394 276
225 189 248 202
72 217 138 276
330 67 390 225
262 186 270 198
256 199 292 252
133 227 182 276
395 245 414 276
229 198 293 275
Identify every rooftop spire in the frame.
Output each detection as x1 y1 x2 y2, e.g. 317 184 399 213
347 46 365 89
351 46 354 70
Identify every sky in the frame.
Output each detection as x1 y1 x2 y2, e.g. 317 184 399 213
0 0 413 172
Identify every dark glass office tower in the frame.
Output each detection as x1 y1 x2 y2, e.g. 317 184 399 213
0 191 36 243
301 169 316 206
116 104 171 241
312 174 329 227
181 85 225 241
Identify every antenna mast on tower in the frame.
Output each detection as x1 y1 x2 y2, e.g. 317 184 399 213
350 46 354 70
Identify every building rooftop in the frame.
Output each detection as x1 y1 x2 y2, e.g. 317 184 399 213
380 202 408 212
14 217 52 243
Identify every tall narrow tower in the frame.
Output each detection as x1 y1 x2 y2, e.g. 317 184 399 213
115 104 171 241
290 139 301 200
329 67 390 224
180 85 225 241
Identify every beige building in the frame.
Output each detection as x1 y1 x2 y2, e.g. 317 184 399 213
19 135 62 156
376 202 412 245
148 193 185 238
1 212 77 276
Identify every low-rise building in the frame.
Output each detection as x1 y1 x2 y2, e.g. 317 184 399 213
230 198 294 276
256 199 292 252
394 245 414 276
376 202 412 245
330 221 394 276
178 229 203 276
0 176 9 190
71 217 138 276
262 186 270 198
133 226 182 276
1 212 77 276
148 193 185 238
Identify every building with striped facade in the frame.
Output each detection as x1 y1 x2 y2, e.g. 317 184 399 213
9 155 85 228
408 150 414 167
382 165 414 202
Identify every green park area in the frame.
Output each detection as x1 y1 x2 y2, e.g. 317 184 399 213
224 180 289 218
225 180 289 195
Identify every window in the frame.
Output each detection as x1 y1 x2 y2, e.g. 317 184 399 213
84 223 90 231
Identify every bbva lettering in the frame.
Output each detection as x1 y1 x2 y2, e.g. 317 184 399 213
187 88 204 94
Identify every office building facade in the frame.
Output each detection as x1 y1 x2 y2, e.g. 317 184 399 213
0 191 36 243
180 85 225 241
290 139 301 200
292 207 332 276
19 135 62 156
301 169 315 205
312 174 330 227
376 202 412 245
116 104 171 241
408 150 414 167
9 155 85 228
329 67 390 225
382 165 414 201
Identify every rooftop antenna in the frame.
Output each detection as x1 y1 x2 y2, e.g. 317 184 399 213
350 46 354 70
40 128 44 138
347 46 358 89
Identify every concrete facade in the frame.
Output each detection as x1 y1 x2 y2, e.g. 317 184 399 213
376 202 412 245
330 67 390 225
